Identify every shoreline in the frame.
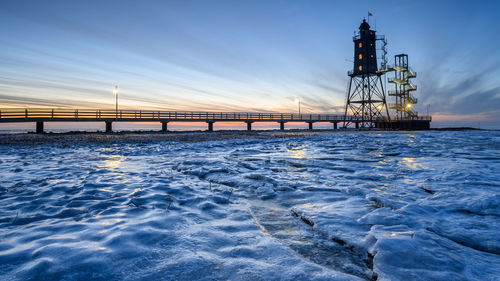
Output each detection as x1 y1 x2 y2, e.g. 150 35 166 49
0 126 489 136
0 128 494 146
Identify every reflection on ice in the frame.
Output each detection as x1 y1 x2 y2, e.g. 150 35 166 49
401 157 417 169
388 231 414 237
102 155 124 169
287 145 307 159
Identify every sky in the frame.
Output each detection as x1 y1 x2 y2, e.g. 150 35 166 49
1 0 500 128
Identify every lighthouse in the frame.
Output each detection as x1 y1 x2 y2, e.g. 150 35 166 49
344 18 389 128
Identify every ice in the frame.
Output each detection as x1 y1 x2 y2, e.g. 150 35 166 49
0 130 499 280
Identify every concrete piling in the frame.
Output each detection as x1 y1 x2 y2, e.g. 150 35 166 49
161 121 168 132
105 121 113 133
36 121 44 134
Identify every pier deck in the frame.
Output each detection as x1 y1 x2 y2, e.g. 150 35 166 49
0 109 431 133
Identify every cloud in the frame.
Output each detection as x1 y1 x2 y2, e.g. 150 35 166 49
451 86 500 115
417 60 500 120
0 93 98 108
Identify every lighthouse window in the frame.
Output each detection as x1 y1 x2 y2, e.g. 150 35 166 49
359 42 362 48
359 65 362 71
359 54 362 60
371 54 374 58
370 43 373 46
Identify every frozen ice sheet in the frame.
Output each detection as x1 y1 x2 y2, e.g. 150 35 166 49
0 130 499 280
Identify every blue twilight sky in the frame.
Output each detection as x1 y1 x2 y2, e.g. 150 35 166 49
1 0 499 125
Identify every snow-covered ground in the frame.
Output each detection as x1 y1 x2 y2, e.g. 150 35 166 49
0 130 499 280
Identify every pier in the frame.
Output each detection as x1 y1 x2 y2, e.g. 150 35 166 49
0 108 431 133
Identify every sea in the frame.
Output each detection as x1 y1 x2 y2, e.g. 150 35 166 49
0 130 499 280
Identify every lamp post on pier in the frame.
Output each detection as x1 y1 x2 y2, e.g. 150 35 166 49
294 97 301 116
113 85 119 118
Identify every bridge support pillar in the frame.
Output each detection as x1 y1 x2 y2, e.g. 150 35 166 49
207 121 214 132
332 122 338 129
355 122 359 129
279 122 285 130
36 121 44 134
308 122 313 130
105 121 113 133
246 122 253 131
161 121 168 132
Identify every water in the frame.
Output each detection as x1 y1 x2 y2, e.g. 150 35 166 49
0 130 499 280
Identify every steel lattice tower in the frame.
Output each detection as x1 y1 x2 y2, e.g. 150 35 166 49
344 19 390 127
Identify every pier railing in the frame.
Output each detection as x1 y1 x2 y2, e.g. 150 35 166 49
375 116 432 121
0 108 360 122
